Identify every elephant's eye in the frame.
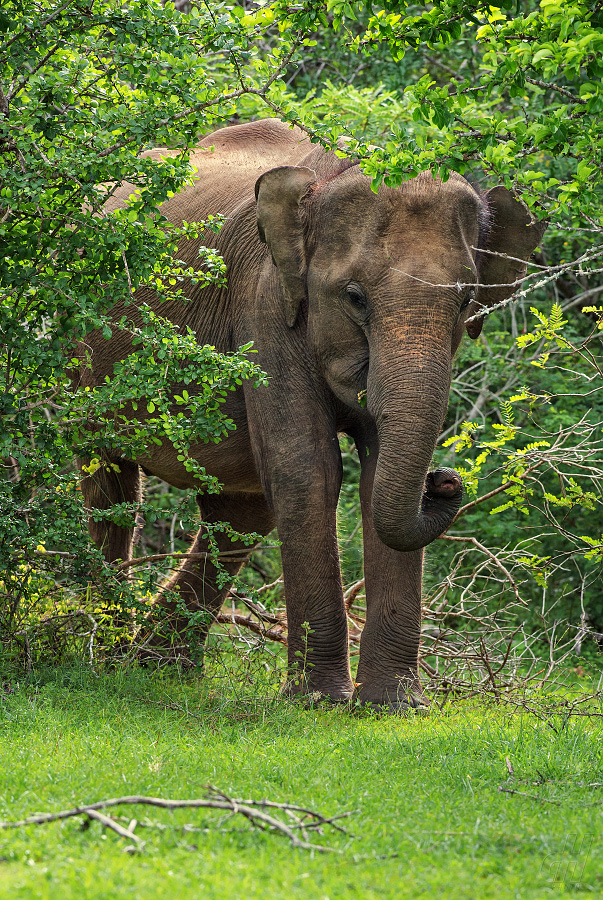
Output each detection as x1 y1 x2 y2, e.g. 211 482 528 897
346 283 366 308
460 288 476 311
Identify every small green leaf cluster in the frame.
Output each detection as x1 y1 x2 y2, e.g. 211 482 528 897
444 400 550 515
441 302 603 590
516 303 570 367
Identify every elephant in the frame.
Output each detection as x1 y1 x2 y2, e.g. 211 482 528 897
81 118 546 710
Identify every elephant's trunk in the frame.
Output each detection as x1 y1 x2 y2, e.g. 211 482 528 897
368 339 463 552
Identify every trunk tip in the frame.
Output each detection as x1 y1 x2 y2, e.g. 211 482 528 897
425 467 463 500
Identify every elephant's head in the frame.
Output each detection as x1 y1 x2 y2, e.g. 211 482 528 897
255 163 546 552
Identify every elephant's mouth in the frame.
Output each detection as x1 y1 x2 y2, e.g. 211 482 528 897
324 351 369 409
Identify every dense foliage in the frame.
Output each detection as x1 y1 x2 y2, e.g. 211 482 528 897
1 0 602 667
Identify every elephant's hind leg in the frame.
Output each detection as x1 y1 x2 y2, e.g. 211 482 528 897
81 456 142 564
142 492 275 653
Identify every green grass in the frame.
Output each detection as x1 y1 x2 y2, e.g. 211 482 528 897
0 663 601 899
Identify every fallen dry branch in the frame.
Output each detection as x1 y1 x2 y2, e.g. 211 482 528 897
84 808 144 846
498 785 603 809
498 786 561 804
0 786 351 853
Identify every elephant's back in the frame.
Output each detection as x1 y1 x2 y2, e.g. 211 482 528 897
186 118 357 206
103 119 353 225
161 119 322 224
103 120 312 223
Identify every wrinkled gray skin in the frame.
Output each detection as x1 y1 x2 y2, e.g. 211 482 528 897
82 119 545 710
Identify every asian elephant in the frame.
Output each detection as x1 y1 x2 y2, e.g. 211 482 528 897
81 118 545 710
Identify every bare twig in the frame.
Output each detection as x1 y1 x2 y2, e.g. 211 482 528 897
114 549 260 572
438 534 523 604
215 611 288 645
85 809 144 846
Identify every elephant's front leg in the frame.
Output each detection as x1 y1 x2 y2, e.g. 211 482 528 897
354 436 426 711
260 439 354 702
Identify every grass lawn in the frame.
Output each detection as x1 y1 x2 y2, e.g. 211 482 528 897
0 661 601 899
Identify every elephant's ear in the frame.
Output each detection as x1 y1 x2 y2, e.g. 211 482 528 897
467 187 547 339
255 165 317 328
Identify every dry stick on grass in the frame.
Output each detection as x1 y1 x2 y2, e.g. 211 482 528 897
132 697 207 722
499 786 603 808
206 787 354 836
498 786 562 804
0 787 351 853
85 808 144 846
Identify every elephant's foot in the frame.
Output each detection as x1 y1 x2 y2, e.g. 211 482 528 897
354 678 429 714
282 671 354 705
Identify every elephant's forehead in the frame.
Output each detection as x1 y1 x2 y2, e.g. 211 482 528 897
310 171 482 270
312 170 483 238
